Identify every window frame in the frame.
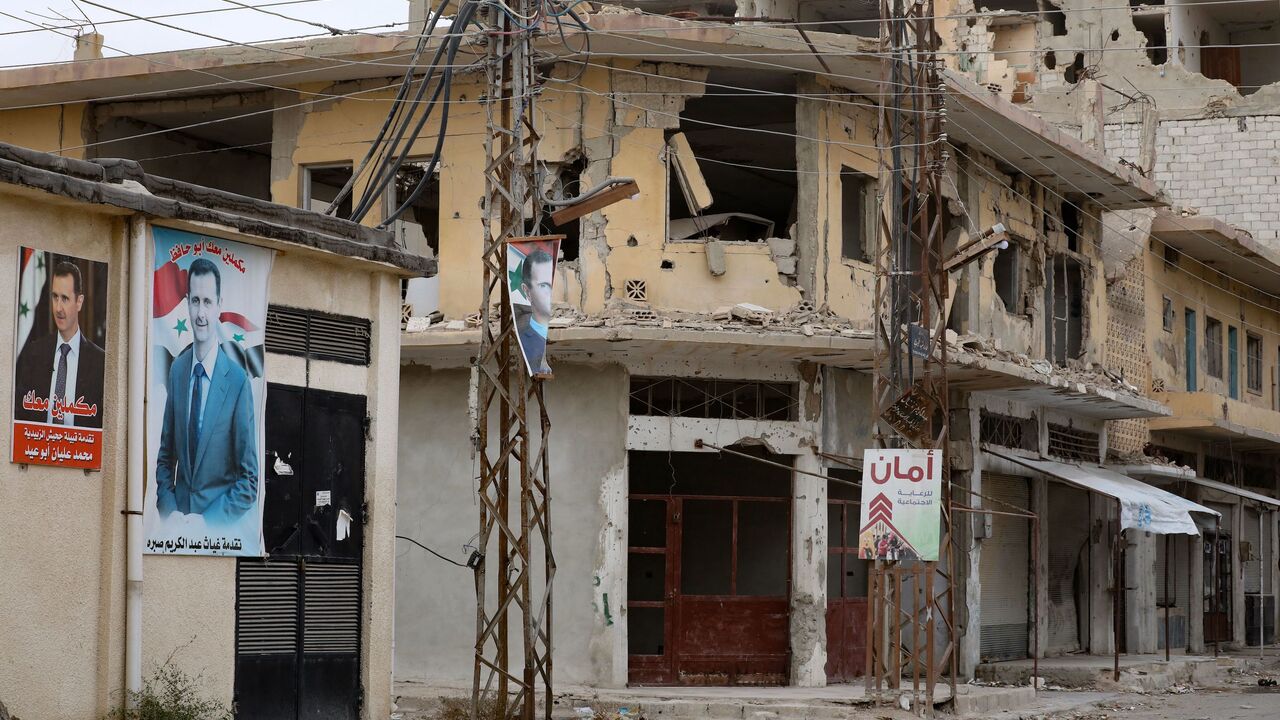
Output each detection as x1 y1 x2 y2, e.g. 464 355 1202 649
1246 332 1263 395
839 167 876 264
1205 316 1223 379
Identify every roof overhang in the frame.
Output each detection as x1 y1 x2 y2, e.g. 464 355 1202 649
948 351 1170 419
1150 212 1280 295
401 323 876 368
987 449 1217 535
1138 473 1280 509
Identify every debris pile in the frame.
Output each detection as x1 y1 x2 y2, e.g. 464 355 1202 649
947 331 1144 396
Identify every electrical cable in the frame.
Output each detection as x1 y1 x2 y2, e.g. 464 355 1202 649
0 0 324 38
395 535 469 567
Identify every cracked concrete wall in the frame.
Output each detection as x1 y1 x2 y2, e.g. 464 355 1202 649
0 103 90 159
395 361 628 688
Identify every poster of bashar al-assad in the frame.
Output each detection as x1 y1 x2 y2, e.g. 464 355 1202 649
10 248 108 469
508 238 560 378
144 227 272 557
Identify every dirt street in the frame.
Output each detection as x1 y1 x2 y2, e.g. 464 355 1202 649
1041 687 1280 720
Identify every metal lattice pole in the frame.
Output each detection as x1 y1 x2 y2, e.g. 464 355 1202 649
871 0 955 710
471 2 555 718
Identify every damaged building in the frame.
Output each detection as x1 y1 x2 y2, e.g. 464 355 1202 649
4 0 1270 709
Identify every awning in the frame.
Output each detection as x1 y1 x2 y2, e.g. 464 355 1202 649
1174 476 1280 509
986 450 1219 536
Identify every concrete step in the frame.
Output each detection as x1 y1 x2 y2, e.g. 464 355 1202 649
951 685 1036 717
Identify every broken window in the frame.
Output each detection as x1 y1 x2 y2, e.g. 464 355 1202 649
303 163 354 220
1132 8 1168 66
548 158 587 262
91 92 274 200
840 167 875 263
629 377 798 421
1162 296 1175 332
1047 423 1100 463
667 71 797 245
388 159 441 318
993 238 1023 314
1043 252 1085 366
1205 316 1223 379
1169 5 1280 93
1247 332 1263 394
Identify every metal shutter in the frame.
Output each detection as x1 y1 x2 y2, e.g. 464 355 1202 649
1046 481 1090 653
237 561 300 655
1244 507 1263 594
304 562 361 654
979 473 1030 661
1155 535 1192 649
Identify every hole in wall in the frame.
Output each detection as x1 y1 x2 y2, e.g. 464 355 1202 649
1047 10 1067 36
627 236 638 247
1134 13 1167 65
660 259 674 270
1110 29 1120 42
1064 53 1085 83
1044 51 1056 69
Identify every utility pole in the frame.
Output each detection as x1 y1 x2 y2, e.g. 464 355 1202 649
471 0 556 718
869 0 956 710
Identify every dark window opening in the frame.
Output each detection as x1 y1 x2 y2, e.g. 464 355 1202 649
1162 296 1175 332
550 158 587 262
389 159 440 257
979 410 1039 451
667 70 797 243
828 471 869 600
1206 316 1223 379
1047 423 1100 462
1133 11 1168 66
1247 333 1263 394
1163 243 1181 269
629 376 798 421
1061 202 1081 252
841 167 875 263
1145 444 1195 468
1044 253 1085 366
304 164 354 220
993 239 1022 313
1185 309 1198 391
91 93 274 200
1228 325 1240 399
1047 10 1068 37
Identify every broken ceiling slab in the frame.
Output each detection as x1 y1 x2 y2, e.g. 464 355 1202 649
402 322 875 369
1150 211 1280 295
948 350 1170 420
669 212 774 242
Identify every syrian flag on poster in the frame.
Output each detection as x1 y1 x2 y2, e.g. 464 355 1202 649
151 257 265 379
16 247 46 351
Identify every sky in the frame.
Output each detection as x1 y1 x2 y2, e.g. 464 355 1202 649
0 0 412 68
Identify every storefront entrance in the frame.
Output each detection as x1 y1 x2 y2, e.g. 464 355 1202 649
825 472 869 682
627 449 792 686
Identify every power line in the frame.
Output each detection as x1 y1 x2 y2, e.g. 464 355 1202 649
395 535 469 567
0 0 324 37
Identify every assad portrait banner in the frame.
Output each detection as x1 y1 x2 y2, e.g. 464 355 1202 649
10 248 108 469
144 227 272 557
508 237 560 378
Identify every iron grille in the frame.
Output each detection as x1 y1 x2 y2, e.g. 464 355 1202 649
266 305 371 366
979 410 1038 452
236 561 300 656
303 562 361 653
628 377 798 421
1047 423 1100 462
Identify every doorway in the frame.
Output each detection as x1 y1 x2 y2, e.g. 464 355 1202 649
979 474 1031 661
627 448 792 686
1204 530 1233 645
235 385 367 719
825 471 869 682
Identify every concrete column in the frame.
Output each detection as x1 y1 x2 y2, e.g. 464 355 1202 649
1125 531 1158 654
1089 496 1116 655
592 458 628 688
1032 477 1050 660
955 408 982 678
790 449 828 687
1271 510 1280 649
1189 532 1205 653
1233 503 1246 648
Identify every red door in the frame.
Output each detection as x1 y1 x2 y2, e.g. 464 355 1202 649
627 450 792 686
825 475 869 682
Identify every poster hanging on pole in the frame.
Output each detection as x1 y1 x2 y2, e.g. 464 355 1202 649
507 236 560 378
144 227 272 557
858 448 942 561
10 248 108 469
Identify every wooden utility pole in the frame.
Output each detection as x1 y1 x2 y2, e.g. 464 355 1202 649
471 1 555 718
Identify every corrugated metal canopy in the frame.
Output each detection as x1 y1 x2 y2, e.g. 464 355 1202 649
986 449 1218 535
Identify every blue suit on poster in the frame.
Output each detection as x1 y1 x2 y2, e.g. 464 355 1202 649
155 343 258 526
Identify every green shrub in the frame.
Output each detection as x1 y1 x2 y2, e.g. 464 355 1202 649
105 662 231 720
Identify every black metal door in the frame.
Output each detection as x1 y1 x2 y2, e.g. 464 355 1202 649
236 384 366 720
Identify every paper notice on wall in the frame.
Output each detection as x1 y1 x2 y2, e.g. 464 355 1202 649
315 490 331 508
336 508 352 541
